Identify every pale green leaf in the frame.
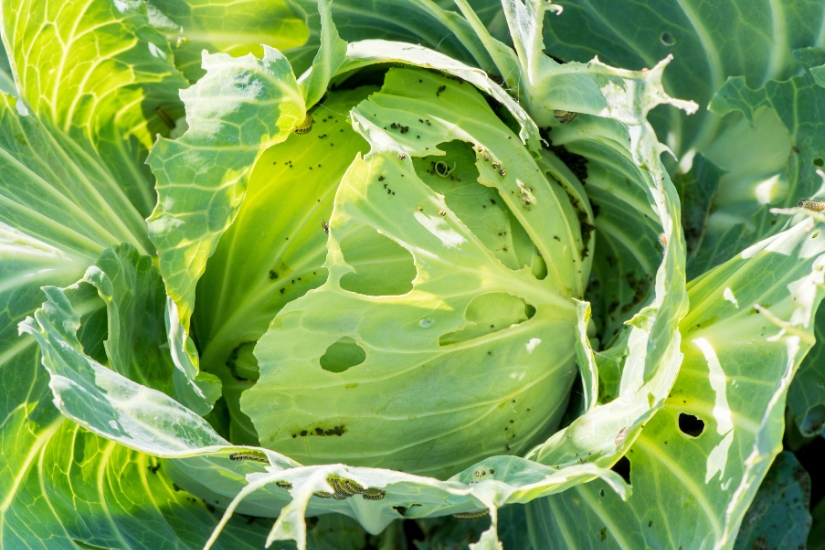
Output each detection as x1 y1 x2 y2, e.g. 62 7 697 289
147 46 306 330
1 0 188 216
193 87 374 445
299 0 347 108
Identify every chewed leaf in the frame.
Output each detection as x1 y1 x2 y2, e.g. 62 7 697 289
337 40 543 152
147 45 306 331
243 67 585 478
147 0 309 83
528 218 825 547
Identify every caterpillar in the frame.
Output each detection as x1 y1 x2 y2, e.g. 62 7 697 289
228 451 269 464
799 199 825 212
295 114 313 135
453 509 490 519
331 476 365 496
361 488 386 501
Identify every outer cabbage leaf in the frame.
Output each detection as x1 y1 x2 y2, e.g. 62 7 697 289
147 0 310 83
526 215 825 549
24 262 628 547
0 0 188 217
284 0 506 78
0 95 256 549
733 451 812 550
532 0 825 442
147 46 305 331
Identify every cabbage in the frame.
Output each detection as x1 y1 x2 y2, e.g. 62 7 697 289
2 0 825 548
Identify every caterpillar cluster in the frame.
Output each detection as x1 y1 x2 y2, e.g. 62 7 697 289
311 475 386 501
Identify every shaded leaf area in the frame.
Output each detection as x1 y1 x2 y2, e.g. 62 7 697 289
550 116 664 345
539 0 824 159
1 0 188 217
147 0 310 83
708 50 825 436
286 0 505 77
698 48 825 275
526 216 825 549
671 154 725 280
788 300 825 437
733 451 811 550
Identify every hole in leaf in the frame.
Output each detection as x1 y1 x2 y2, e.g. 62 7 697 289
320 337 366 373
611 456 631 484
339 224 416 295
413 140 546 279
678 413 705 437
439 292 535 345
660 32 676 46
814 158 824 167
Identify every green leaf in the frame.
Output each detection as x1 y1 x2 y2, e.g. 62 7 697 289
244 67 587 477
539 0 824 158
526 216 825 549
789 300 825 436
733 451 811 550
672 154 726 279
1 0 188 216
284 0 503 78
147 45 306 331
147 0 310 83
75 244 221 414
700 49 825 271
193 87 373 445
299 0 347 108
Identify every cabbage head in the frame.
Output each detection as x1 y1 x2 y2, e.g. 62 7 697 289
3 0 825 549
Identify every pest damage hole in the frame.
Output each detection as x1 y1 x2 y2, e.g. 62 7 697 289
413 140 547 280
439 291 535 345
611 456 631 484
678 413 705 437
320 337 366 373
339 224 416 295
660 32 676 46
